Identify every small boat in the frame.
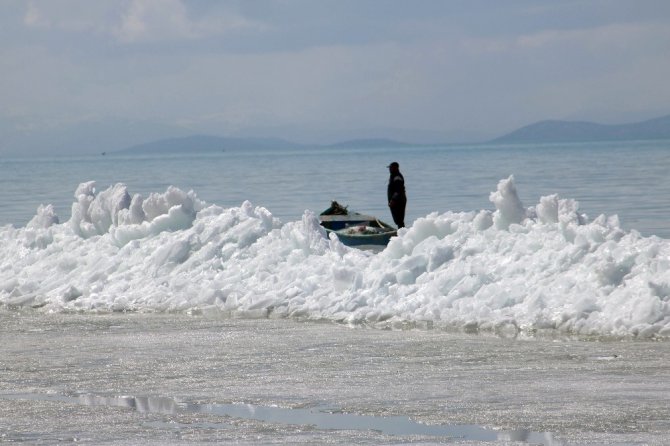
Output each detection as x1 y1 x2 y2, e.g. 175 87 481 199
319 201 397 246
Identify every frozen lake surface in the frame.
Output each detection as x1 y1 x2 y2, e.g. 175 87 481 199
1 312 669 444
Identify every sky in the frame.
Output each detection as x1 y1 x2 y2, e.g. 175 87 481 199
2 0 670 155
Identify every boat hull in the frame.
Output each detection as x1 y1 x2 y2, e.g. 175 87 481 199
319 202 397 247
322 227 396 246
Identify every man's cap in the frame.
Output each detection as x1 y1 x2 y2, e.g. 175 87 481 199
387 161 399 168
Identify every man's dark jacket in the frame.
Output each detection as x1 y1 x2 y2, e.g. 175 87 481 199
387 172 406 204
387 171 406 228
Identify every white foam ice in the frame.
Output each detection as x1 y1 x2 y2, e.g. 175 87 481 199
1 176 669 338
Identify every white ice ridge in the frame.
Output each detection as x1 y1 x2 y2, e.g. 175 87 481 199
1 176 669 339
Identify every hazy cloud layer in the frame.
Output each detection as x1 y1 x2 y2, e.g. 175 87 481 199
2 0 670 154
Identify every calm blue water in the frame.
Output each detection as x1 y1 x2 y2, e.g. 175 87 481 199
1 140 669 238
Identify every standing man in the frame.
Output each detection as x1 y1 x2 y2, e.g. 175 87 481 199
387 161 406 228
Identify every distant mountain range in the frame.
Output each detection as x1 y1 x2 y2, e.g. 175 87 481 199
113 114 670 154
492 114 670 143
117 135 414 154
117 135 300 153
325 138 414 148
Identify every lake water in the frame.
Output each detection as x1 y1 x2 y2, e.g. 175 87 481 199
1 139 669 237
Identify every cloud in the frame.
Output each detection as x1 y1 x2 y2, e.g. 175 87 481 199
515 22 670 52
21 0 265 43
460 21 670 57
23 2 46 27
22 0 115 33
113 0 266 43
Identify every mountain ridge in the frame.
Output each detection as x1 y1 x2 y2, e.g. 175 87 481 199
117 134 302 153
113 114 670 154
116 135 415 153
492 114 670 143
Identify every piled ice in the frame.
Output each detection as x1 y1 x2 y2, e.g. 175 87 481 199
1 176 669 339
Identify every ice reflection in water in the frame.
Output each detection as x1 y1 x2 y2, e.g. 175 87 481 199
1 393 561 444
78 394 179 414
